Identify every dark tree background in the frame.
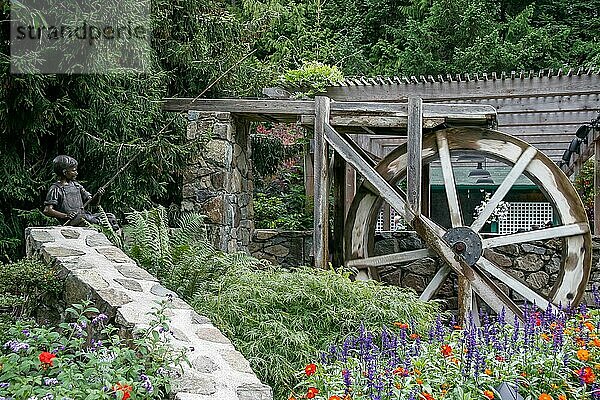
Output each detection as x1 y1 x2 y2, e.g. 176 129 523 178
1 0 599 261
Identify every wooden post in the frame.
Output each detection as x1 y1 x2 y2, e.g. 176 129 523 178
332 152 346 268
407 97 423 219
314 96 331 269
595 140 600 235
304 144 314 212
421 164 430 217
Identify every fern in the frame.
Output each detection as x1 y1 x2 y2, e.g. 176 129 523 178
95 206 123 248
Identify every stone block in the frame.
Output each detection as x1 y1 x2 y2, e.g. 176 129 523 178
196 326 232 344
86 234 113 247
222 349 254 374
115 264 158 281
405 257 437 276
95 247 130 263
113 278 143 292
191 355 219 373
526 271 550 290
521 243 546 255
236 383 272 400
514 254 544 272
61 229 80 239
263 244 289 258
173 370 217 395
483 249 512 267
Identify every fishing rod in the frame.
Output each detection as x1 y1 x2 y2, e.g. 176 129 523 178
63 150 142 225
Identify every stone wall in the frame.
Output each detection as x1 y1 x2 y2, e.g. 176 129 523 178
183 111 253 253
26 226 272 400
250 229 313 267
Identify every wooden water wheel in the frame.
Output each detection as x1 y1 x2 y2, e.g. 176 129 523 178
344 126 592 322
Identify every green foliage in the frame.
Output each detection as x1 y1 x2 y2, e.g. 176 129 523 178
574 158 594 225
124 206 263 299
280 61 343 97
254 165 313 230
0 301 186 398
0 258 62 320
123 207 439 400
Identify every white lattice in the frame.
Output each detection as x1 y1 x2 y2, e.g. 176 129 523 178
376 209 385 232
498 202 553 234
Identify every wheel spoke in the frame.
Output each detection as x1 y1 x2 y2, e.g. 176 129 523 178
482 222 589 248
420 264 451 301
347 248 433 268
477 256 550 310
436 131 462 227
471 147 537 232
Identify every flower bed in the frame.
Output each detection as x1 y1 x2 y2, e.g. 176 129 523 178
293 304 600 400
0 301 186 399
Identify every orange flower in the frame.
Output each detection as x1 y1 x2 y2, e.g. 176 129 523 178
540 333 551 342
416 378 424 385
585 322 595 331
539 393 553 400
450 357 460 365
558 395 566 400
410 333 420 340
521 372 527 377
453 325 462 330
577 349 590 361
393 367 409 376
576 337 587 347
484 390 494 399
441 344 452 357
343 396 352 400
307 387 319 399
592 338 600 347
484 369 493 376
39 351 56 367
113 383 133 400
305 363 317 376
329 396 342 400
289 397 297 400
394 322 409 329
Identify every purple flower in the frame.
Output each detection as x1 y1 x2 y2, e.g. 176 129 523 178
44 378 59 386
140 374 154 393
0 382 8 388
3 340 29 352
92 313 108 325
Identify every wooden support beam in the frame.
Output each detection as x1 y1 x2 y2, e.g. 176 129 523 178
407 97 423 215
595 140 600 235
314 96 331 270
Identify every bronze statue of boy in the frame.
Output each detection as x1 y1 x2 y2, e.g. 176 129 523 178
43 155 119 230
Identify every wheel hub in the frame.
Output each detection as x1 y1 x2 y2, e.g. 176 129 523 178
442 227 483 266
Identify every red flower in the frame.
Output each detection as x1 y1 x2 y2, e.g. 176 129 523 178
421 392 435 400
305 363 317 376
39 351 56 367
113 383 133 400
307 387 319 399
577 367 596 384
441 344 452 357
393 367 409 376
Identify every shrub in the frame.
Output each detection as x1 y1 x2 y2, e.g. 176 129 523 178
294 304 600 400
281 62 344 97
0 257 62 321
0 301 186 399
